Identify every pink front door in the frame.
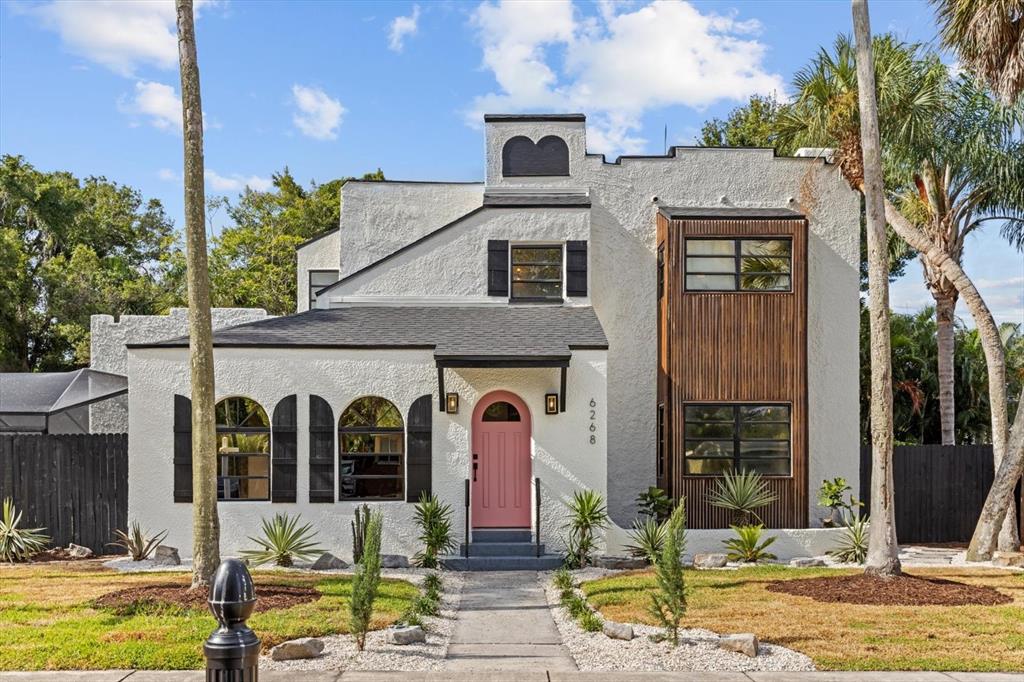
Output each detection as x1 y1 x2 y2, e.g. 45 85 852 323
471 391 532 528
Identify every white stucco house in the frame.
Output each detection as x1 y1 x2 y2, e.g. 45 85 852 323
122 114 860 566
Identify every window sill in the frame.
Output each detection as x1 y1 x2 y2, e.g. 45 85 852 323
509 298 564 305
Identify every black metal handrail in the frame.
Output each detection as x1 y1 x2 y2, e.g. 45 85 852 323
535 477 541 558
464 478 470 558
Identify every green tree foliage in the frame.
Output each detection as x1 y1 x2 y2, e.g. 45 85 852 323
349 507 383 651
649 502 687 646
698 94 796 155
0 155 177 371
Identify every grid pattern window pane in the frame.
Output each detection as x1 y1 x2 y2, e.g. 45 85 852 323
309 270 339 308
511 246 562 301
339 396 404 500
683 403 791 476
215 397 271 501
684 238 792 292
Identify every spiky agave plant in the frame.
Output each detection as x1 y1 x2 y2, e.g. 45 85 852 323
829 514 870 564
562 489 609 569
0 498 50 562
723 525 778 563
413 492 457 568
110 521 168 561
706 469 778 525
241 513 325 567
625 516 667 565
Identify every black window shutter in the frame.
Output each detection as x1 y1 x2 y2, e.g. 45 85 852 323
487 240 509 297
173 395 193 503
271 395 297 503
566 240 588 296
406 395 432 502
309 395 335 503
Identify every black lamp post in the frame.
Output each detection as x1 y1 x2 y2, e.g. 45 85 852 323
204 558 260 681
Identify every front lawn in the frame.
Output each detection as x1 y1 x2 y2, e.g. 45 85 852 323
582 565 1024 671
0 561 418 671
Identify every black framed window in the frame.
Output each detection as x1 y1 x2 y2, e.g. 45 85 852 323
309 269 339 308
215 397 271 500
511 246 563 301
684 404 791 476
339 396 404 500
684 238 791 292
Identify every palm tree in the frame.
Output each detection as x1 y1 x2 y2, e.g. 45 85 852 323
777 31 1017 558
931 0 1024 105
176 0 220 588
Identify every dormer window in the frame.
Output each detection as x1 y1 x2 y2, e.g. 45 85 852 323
511 246 563 301
502 135 570 177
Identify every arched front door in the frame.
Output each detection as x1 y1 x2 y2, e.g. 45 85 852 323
471 390 532 528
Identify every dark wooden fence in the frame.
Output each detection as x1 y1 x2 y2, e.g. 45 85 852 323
0 434 128 554
859 444 1021 544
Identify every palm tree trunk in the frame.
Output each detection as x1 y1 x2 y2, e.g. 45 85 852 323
853 0 901 577
176 0 220 588
933 291 957 445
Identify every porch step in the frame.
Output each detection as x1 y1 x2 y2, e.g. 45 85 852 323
472 529 532 543
440 554 564 571
459 541 545 557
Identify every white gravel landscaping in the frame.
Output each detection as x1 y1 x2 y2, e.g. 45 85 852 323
543 568 815 672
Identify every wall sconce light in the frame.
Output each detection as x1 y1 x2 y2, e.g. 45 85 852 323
545 393 559 415
445 392 459 414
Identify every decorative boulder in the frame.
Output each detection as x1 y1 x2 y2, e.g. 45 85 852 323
151 546 181 566
595 556 647 570
719 633 759 658
602 621 634 641
269 637 325 661
388 625 426 645
67 543 94 559
992 552 1024 568
381 554 410 569
310 552 348 571
693 553 728 569
789 557 826 568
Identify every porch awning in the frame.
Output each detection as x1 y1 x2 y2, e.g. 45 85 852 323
0 369 128 417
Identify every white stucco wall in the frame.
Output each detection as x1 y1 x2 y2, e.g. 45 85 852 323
296 230 340 312
126 346 607 560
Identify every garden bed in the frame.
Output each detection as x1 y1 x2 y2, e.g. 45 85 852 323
765 572 1013 606
93 582 320 614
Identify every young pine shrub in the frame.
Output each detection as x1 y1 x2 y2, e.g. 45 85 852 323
649 502 687 646
240 513 324 567
562 490 609 569
413 492 457 568
723 525 777 563
110 521 168 561
706 469 778 526
828 514 870 564
349 508 383 651
578 610 603 632
625 516 667 565
0 498 49 563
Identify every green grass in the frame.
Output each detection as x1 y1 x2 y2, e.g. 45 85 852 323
0 561 418 670
581 565 1024 672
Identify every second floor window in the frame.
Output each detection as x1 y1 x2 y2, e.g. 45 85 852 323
685 238 792 292
511 245 563 301
309 270 339 308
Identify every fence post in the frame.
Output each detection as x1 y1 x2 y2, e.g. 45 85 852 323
204 558 260 681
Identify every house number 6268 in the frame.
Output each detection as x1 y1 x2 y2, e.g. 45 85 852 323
589 398 597 445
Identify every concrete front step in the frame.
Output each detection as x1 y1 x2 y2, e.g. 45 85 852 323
459 541 545 557
472 529 533 543
440 554 564 571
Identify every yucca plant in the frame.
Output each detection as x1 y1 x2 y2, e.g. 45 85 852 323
707 469 778 525
723 524 777 563
413 492 457 568
110 521 168 561
829 514 870 564
625 516 666 564
240 513 325 567
0 498 49 563
562 489 609 569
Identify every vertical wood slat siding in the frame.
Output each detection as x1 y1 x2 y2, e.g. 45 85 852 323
0 434 127 554
661 217 808 528
271 395 298 503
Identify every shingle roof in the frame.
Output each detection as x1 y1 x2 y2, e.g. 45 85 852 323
129 306 608 358
659 206 805 220
483 189 591 208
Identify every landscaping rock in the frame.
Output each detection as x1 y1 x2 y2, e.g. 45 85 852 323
602 621 634 641
387 625 426 645
789 557 826 568
151 545 180 566
269 637 324 661
693 552 728 569
595 556 647 570
310 552 348 571
719 633 759 657
381 554 410 568
67 543 94 559
992 552 1024 568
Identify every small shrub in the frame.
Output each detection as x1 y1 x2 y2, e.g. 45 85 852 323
635 486 673 521
423 572 443 595
649 501 687 646
400 610 426 629
578 610 603 632
562 489 609 569
424 583 441 603
560 586 576 602
707 469 778 525
349 508 383 651
0 497 50 563
412 594 440 616
240 513 324 567
817 477 862 526
625 516 666 564
723 524 777 563
110 521 167 561
352 504 370 564
829 514 870 564
413 492 457 568
565 593 589 619
553 567 575 591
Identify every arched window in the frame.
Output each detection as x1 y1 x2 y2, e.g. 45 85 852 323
482 401 522 422
502 135 570 177
215 397 270 501
339 397 404 501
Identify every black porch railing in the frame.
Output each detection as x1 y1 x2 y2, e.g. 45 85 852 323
535 477 541 557
463 478 470 558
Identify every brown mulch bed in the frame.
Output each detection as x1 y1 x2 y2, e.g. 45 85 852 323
93 583 319 614
766 572 1013 606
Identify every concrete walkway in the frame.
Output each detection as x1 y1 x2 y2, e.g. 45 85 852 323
442 570 577 671
0 671 1020 680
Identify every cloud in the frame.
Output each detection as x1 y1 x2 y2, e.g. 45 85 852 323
119 81 182 132
290 85 345 141
468 0 786 155
157 168 180 182
388 4 421 52
205 170 273 193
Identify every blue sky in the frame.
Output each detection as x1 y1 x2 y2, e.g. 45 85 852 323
1 0 1020 325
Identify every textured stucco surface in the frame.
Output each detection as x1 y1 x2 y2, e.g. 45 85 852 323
296 230 340 312
126 346 606 559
